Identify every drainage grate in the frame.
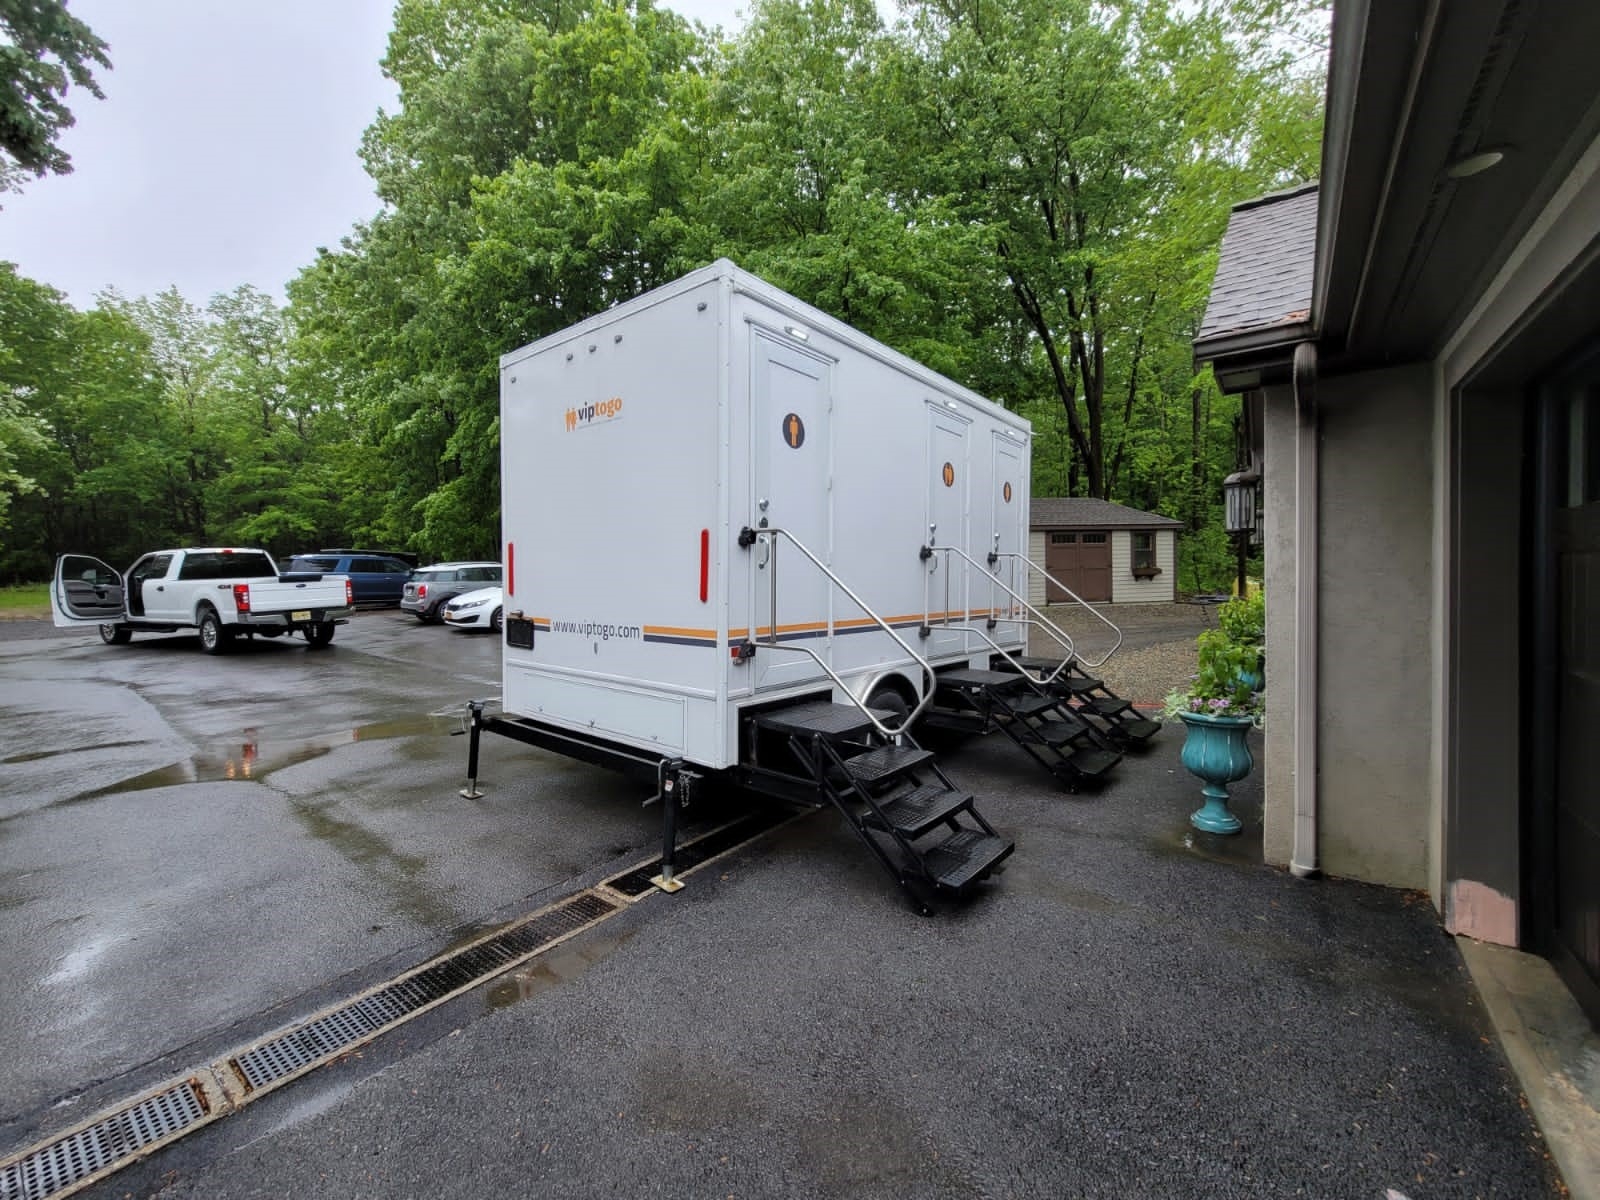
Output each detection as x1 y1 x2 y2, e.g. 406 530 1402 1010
0 1079 208 1200
230 890 617 1094
605 810 795 898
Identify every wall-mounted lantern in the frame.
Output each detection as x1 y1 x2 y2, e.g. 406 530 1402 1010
1223 469 1260 534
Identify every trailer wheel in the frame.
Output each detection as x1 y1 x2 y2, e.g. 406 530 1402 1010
305 622 336 649
865 682 913 730
197 607 231 655
98 624 131 645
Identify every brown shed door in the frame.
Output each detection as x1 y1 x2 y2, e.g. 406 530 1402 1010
1044 532 1111 602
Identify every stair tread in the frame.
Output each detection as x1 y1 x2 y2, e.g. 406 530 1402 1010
843 744 934 783
1089 696 1133 715
1062 675 1104 693
922 830 1014 890
1013 655 1068 670
1002 694 1059 717
1117 717 1161 740
1026 719 1095 748
919 709 988 732
1064 748 1121 777
866 784 972 836
938 668 1026 690
753 700 891 738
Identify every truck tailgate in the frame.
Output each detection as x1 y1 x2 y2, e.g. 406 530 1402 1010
246 578 349 613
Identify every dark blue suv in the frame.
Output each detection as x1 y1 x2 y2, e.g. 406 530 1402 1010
286 553 414 605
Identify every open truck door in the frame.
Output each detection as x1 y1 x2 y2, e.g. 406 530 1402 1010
52 554 128 635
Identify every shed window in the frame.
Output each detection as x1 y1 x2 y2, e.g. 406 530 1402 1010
1081 533 1107 544
1050 532 1075 545
1131 531 1159 578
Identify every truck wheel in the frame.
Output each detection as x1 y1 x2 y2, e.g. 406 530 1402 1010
305 622 336 648
197 608 231 655
99 624 132 645
490 607 503 633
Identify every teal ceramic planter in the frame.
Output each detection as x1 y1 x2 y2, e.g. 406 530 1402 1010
1176 710 1255 835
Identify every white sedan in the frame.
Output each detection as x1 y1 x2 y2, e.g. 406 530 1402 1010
441 586 503 632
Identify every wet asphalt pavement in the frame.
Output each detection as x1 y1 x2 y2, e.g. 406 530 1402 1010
0 611 1564 1198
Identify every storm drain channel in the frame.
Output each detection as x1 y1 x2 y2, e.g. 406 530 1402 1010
0 811 801 1200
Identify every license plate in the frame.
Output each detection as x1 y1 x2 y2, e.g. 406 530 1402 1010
291 610 311 621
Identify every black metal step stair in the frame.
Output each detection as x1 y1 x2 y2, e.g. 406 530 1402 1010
922 831 1014 890
742 699 1012 914
863 783 976 837
842 744 935 784
996 655 1162 748
927 664 1122 791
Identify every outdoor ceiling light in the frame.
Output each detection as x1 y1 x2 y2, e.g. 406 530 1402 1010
1445 149 1506 179
784 324 809 341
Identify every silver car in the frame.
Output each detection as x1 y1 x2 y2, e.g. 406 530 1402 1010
400 562 502 623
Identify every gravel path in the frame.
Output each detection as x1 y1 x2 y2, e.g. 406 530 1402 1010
1026 601 1216 707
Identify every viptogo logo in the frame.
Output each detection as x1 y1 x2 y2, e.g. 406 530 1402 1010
565 396 624 431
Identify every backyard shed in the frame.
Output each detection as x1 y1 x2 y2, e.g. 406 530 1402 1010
1028 498 1182 605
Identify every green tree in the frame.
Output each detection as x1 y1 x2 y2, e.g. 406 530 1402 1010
0 262 60 532
0 0 111 187
291 0 708 559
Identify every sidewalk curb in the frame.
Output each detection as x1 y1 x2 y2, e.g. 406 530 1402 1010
1458 936 1600 1200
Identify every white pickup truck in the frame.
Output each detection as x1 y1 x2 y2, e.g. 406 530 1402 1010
52 548 354 653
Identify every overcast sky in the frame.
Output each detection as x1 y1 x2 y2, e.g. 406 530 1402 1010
0 0 750 310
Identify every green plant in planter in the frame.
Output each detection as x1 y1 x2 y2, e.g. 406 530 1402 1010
1217 590 1264 647
1164 628 1263 835
1162 629 1264 722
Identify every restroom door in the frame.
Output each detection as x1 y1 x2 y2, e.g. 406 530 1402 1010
751 332 832 690
990 433 1026 625
925 406 970 658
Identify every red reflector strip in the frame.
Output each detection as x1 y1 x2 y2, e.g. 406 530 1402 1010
699 529 709 603
508 542 515 597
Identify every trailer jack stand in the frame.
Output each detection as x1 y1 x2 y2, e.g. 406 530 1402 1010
650 761 691 894
460 701 486 799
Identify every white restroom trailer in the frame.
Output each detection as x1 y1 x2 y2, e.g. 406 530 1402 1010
493 259 1033 769
469 260 1044 906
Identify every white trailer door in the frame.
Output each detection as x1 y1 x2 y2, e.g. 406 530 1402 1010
752 332 833 690
925 405 970 658
990 432 1026 627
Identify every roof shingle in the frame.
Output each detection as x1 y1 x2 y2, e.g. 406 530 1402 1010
1030 498 1184 530
1196 182 1318 347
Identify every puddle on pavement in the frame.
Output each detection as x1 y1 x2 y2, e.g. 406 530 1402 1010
485 927 637 1012
1004 861 1124 913
3 739 149 766
74 713 460 797
1148 819 1265 868
45 932 118 986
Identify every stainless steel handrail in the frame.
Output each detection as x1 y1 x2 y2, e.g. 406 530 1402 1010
744 526 937 739
992 550 1124 669
923 544 1077 682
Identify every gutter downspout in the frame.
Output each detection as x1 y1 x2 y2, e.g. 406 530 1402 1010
1291 341 1321 879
